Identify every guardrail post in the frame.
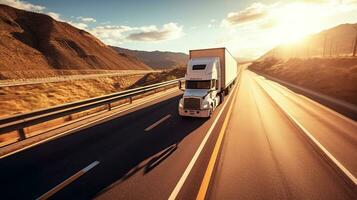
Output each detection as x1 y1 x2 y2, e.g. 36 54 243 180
129 97 133 104
18 128 26 141
107 103 112 111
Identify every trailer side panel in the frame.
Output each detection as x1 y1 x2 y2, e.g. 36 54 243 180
224 48 238 87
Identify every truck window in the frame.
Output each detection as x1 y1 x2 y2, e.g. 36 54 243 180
186 80 211 89
192 64 206 70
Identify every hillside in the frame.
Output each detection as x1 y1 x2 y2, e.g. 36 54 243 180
261 23 357 60
111 46 188 69
249 56 357 106
250 23 357 106
0 4 150 72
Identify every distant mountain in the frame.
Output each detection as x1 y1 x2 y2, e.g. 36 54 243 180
261 23 357 60
111 46 188 69
0 4 150 71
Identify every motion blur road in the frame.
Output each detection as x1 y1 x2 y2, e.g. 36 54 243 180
207 71 356 199
0 69 356 200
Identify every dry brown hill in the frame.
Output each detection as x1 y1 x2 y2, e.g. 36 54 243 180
111 46 188 69
0 4 150 71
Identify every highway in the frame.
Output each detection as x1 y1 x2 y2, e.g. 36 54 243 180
0 70 356 199
206 71 356 199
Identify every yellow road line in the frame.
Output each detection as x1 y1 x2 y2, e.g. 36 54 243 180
168 83 238 200
196 83 238 200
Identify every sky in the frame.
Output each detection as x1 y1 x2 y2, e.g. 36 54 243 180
1 0 357 59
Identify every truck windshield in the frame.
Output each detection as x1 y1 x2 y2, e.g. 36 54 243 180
186 80 211 89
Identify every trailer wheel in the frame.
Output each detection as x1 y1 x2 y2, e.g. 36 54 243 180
220 93 224 103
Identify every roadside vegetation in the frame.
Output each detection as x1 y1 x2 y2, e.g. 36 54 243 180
0 68 185 118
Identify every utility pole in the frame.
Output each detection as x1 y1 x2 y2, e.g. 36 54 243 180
353 26 357 57
323 33 327 57
329 39 333 57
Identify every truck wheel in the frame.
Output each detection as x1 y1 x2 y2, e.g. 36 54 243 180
220 93 224 103
208 108 213 118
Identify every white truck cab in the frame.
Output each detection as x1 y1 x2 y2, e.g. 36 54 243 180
178 48 238 118
178 57 221 117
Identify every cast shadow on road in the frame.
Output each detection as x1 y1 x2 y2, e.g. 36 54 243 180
119 143 179 182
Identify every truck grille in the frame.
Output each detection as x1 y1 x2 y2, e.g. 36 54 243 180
184 98 200 110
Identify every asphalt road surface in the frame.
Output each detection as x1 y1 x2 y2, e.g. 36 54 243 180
207 71 356 199
0 70 356 200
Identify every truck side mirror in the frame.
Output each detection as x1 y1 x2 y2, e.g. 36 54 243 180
179 81 185 91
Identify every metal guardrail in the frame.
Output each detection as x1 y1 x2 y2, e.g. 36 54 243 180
0 78 184 141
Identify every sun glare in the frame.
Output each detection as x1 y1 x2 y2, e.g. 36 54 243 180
269 2 331 44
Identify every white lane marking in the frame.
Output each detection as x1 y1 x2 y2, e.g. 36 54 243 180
83 160 100 172
255 72 357 125
264 78 357 128
37 161 100 200
254 77 357 187
0 88 179 159
145 114 171 131
168 83 238 200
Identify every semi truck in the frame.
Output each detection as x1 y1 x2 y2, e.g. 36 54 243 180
178 47 238 117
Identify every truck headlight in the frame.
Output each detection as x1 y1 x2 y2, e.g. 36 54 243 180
202 101 210 109
179 99 184 108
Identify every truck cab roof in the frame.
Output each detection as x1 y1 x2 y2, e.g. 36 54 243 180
185 57 219 81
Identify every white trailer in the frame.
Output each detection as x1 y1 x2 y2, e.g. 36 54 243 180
178 47 238 118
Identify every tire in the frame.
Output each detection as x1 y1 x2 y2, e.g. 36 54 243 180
220 93 224 103
208 108 213 118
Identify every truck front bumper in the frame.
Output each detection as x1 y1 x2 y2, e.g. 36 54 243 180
178 107 210 118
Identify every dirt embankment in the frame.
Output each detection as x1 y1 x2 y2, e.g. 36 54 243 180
0 69 151 80
131 67 185 87
0 68 185 117
249 57 357 105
